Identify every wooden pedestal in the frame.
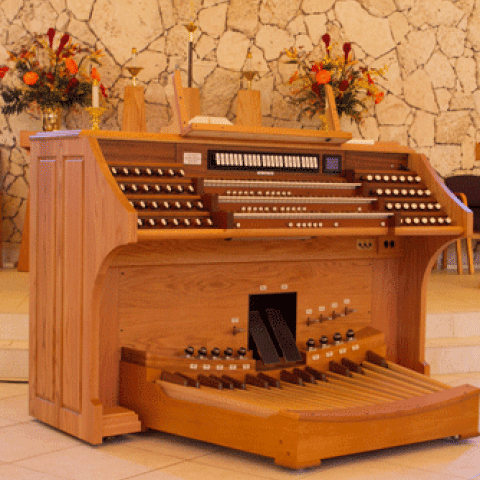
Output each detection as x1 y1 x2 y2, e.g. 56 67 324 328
122 85 146 132
237 90 262 127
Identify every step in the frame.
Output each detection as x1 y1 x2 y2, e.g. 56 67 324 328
0 313 29 341
426 311 479 340
0 339 28 381
425 337 480 375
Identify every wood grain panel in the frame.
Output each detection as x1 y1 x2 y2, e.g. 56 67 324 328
62 158 84 413
36 159 57 402
117 260 372 357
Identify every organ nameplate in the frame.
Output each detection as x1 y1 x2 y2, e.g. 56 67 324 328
331 302 338 308
229 364 237 370
306 309 313 315
231 317 239 323
319 306 326 312
243 364 250 370
203 364 211 370
322 154 342 174
344 298 351 304
326 352 333 358
183 152 202 165
339 348 347 354
216 365 224 370
189 364 198 369
260 285 267 291
281 284 288 290
352 344 360 351
312 354 320 361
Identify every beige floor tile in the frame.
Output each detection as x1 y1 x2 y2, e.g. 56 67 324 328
0 381 28 399
17 445 154 480
369 440 480 479
0 393 31 423
0 422 81 462
0 464 68 480
121 431 222 460
98 440 188 469
125 469 193 480
194 447 315 479
307 454 469 480
160 460 296 480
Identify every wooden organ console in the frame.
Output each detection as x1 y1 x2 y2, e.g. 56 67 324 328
29 96 479 469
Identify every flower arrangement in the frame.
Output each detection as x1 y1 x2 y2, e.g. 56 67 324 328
285 33 387 124
0 28 107 115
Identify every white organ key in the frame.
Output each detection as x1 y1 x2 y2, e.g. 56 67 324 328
216 153 221 165
220 153 226 165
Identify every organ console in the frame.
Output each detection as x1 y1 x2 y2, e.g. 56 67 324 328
29 76 479 469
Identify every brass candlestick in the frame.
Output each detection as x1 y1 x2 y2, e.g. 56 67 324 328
85 106 107 131
185 21 197 87
241 50 258 90
126 48 143 86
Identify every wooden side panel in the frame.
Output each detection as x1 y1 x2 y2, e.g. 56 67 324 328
62 158 84 413
36 159 57 403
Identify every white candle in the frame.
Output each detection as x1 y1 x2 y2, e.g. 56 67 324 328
92 81 99 108
132 47 137 67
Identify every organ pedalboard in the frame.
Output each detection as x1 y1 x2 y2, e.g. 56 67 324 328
29 129 478 471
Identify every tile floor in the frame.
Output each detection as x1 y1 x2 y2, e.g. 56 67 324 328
0 269 480 479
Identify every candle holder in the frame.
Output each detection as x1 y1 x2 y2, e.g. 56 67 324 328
241 51 258 90
85 106 107 131
126 66 143 87
126 48 143 86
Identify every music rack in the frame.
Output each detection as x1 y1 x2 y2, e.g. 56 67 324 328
28 77 478 469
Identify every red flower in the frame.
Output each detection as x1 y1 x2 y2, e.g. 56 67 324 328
316 69 331 85
57 33 70 57
343 42 351 62
100 83 108 98
339 79 349 91
311 64 320 73
91 67 101 81
47 28 55 48
64 57 78 74
46 73 55 83
322 33 331 49
0 66 9 78
311 83 320 96
375 92 384 104
23 71 38 85
65 77 79 93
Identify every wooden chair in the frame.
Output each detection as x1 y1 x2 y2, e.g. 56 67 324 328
442 175 480 274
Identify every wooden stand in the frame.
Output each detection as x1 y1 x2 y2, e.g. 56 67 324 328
237 90 262 127
122 85 146 132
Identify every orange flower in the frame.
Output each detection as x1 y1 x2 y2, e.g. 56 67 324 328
375 92 385 104
91 67 101 81
23 71 38 85
315 69 331 85
64 57 78 74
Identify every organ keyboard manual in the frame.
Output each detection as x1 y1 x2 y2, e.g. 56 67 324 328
28 73 479 469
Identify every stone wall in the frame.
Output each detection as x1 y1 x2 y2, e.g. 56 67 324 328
1 0 480 265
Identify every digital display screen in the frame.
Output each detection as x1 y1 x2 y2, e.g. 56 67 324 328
322 154 342 174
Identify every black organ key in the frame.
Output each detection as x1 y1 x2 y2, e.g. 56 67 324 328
147 219 156 227
366 350 388 368
333 332 342 345
184 219 191 226
195 201 204 210
173 201 182 209
346 329 356 341
198 347 208 358
176 185 184 193
306 338 316 351
133 167 142 176
163 201 170 210
341 357 364 374
198 374 223 389
304 366 327 381
176 372 200 388
245 374 269 388
150 201 159 209
121 167 130 176
145 168 153 176
141 184 149 193
211 347 220 359
110 166 119 176
187 186 195 194
154 185 162 193
185 202 193 209
257 373 281 388
159 219 168 227
165 185 173 193
320 335 329 348
160 371 188 386
293 368 316 383
185 346 195 357
329 361 353 377
280 370 303 386
221 375 246 389
138 201 147 209
177 169 185 177
210 375 234 389
172 219 180 226
167 169 175 177
224 347 233 359
155 168 164 176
